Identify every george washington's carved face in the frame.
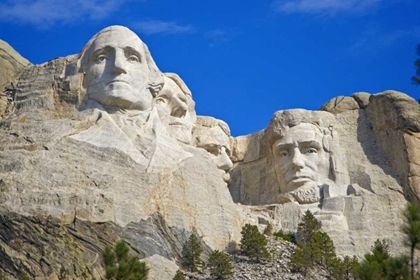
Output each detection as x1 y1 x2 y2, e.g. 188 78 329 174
84 27 152 110
272 123 329 194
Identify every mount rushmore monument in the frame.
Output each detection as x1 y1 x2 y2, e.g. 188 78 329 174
0 25 419 279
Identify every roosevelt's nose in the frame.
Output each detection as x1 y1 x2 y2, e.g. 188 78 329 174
112 50 127 74
291 148 305 170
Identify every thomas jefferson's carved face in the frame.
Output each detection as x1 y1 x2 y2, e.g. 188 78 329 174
155 78 194 144
272 123 329 194
84 27 152 110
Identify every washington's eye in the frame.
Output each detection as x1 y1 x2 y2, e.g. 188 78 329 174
128 55 140 62
97 55 107 62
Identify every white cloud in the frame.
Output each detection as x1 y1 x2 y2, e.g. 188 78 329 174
206 29 231 47
0 0 139 26
273 0 382 15
132 20 194 35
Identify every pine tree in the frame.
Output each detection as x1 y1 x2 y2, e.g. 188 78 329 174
172 269 186 280
207 250 234 280
330 255 359 280
263 223 273 236
296 210 320 246
102 239 149 280
413 45 420 84
385 255 410 280
402 202 420 280
240 224 269 261
355 239 390 280
183 233 204 272
289 247 312 276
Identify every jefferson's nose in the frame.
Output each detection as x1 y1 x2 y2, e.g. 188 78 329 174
112 51 127 74
291 148 305 169
216 146 233 171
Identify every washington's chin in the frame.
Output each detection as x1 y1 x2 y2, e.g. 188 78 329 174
88 91 152 110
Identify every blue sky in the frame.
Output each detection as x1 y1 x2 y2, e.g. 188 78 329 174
0 0 419 136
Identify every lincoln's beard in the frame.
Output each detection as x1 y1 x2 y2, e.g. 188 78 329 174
289 185 321 204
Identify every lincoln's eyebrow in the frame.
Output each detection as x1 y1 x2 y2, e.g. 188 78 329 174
275 142 293 150
299 140 322 148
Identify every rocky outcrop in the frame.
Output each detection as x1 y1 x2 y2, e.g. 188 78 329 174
0 40 31 118
0 26 418 279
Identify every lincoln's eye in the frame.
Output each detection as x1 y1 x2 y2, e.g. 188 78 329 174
305 148 318 154
279 151 288 157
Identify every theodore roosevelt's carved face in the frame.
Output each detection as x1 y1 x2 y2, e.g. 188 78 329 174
272 123 329 194
84 27 152 110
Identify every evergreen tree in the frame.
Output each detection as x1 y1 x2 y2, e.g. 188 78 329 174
102 239 149 280
413 44 420 84
402 202 420 280
385 255 410 280
183 233 204 272
240 224 269 261
296 210 320 246
172 270 186 280
207 250 234 280
289 247 313 276
355 239 390 280
263 223 273 236
330 255 359 280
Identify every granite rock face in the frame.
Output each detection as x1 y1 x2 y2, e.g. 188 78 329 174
0 40 31 119
0 25 419 279
229 91 419 258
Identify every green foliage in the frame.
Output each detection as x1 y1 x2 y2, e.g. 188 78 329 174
207 250 234 280
296 210 320 246
354 239 410 280
385 255 409 280
172 270 186 280
18 272 30 280
240 224 269 261
289 247 312 276
273 230 296 244
102 239 149 280
183 234 204 272
263 223 273 236
413 44 420 84
329 255 359 280
58 265 69 280
402 202 420 280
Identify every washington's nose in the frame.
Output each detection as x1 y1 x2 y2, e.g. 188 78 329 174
291 148 305 170
112 51 127 74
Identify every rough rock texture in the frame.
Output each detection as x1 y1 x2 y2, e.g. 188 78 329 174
0 40 31 118
0 28 419 280
229 91 418 258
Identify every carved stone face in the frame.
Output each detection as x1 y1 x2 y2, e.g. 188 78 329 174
155 78 194 144
272 123 329 194
195 122 233 177
84 27 151 110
